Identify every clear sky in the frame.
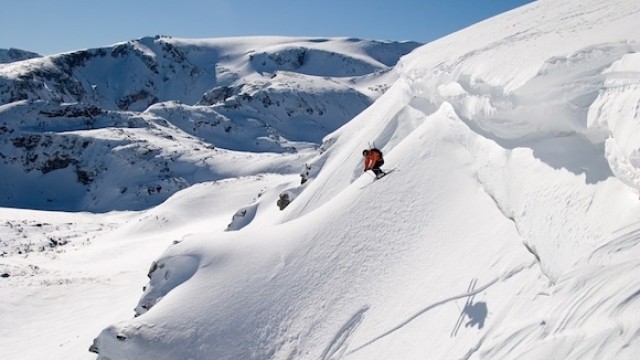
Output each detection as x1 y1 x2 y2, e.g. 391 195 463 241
1 0 535 55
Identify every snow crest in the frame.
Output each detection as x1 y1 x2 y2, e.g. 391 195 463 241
3 1 640 360
90 1 640 359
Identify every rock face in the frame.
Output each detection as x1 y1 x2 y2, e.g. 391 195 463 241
0 36 421 212
276 193 290 210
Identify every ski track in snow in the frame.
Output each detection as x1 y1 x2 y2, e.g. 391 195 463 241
590 220 640 261
2 1 640 359
321 307 369 360
450 278 478 338
348 274 509 354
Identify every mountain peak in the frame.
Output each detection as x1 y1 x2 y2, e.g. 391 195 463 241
0 37 420 212
0 48 40 64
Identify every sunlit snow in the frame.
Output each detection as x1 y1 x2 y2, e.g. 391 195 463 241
2 0 640 359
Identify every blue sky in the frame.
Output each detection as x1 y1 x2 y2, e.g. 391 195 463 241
1 0 535 55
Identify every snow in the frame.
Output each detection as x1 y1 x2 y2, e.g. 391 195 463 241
2 0 640 359
0 48 40 64
0 37 416 212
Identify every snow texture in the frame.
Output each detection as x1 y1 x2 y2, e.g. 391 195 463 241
1 0 640 359
0 37 417 212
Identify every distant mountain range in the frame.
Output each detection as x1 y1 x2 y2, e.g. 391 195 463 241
0 36 421 212
0 48 40 64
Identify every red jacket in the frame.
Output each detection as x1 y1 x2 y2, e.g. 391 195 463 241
364 149 383 170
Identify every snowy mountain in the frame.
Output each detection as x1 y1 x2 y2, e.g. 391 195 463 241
3 0 640 359
0 48 40 64
0 37 419 212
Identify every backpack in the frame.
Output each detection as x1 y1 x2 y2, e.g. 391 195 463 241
370 148 383 158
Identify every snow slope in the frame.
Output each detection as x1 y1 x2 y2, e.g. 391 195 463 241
88 0 640 359
1 0 640 359
0 174 293 360
0 37 419 212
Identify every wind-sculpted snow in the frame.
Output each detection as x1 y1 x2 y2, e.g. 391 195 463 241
90 0 640 359
390 1 640 282
134 247 201 316
2 0 640 359
588 51 640 190
392 0 640 194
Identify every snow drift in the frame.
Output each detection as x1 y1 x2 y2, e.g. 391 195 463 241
91 0 640 359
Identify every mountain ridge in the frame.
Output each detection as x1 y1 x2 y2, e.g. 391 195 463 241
1 0 640 359
0 36 421 212
0 48 40 64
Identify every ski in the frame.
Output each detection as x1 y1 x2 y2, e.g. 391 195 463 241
360 168 397 189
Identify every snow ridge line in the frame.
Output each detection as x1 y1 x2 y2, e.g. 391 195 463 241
476 176 554 283
347 277 501 354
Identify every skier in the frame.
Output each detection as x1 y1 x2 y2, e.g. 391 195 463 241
362 148 386 179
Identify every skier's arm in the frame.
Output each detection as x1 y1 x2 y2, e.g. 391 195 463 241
363 157 373 171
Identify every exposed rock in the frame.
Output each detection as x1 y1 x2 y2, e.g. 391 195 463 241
277 193 290 210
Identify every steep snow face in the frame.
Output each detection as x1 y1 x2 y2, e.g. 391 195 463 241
92 0 640 359
284 0 640 278
394 0 640 196
388 0 640 281
0 37 420 212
